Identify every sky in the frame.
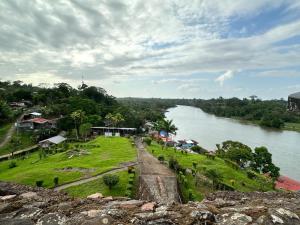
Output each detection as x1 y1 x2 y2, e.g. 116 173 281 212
1 0 300 99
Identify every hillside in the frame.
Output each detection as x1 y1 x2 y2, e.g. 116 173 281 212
147 141 274 201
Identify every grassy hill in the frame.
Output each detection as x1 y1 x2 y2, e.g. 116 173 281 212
0 137 136 188
147 141 274 201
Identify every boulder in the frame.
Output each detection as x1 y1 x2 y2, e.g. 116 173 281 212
87 193 103 200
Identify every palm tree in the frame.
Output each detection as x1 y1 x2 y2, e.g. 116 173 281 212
154 119 177 136
160 119 177 137
71 110 86 139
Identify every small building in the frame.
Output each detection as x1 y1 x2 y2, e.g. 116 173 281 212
18 118 55 130
91 127 137 136
39 135 67 148
288 92 300 111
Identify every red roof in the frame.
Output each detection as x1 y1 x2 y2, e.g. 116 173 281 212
29 118 49 124
275 176 300 191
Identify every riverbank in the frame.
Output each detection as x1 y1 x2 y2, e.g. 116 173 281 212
230 116 300 133
165 105 300 181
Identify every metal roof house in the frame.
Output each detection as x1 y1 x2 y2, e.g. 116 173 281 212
39 135 66 148
288 92 300 111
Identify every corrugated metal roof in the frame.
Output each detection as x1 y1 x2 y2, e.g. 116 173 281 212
289 92 300 99
39 135 66 144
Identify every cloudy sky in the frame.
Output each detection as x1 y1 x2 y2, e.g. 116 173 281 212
1 0 300 99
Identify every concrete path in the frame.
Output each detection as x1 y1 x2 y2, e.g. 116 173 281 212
136 138 180 203
54 162 137 191
0 145 39 161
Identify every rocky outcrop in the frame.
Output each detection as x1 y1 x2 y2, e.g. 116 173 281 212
0 182 300 225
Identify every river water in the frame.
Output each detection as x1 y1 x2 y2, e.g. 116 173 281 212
165 105 300 181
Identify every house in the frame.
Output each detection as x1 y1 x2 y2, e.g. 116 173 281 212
178 139 198 149
18 118 55 130
9 100 32 109
23 112 42 120
91 127 137 136
39 135 67 148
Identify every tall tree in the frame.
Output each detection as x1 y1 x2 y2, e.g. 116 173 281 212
71 110 86 139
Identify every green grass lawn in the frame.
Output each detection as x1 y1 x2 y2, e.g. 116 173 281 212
65 170 130 198
147 142 273 201
0 131 35 156
0 136 136 188
0 123 12 143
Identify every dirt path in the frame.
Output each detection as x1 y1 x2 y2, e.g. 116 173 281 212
0 113 25 148
136 138 180 203
54 162 137 191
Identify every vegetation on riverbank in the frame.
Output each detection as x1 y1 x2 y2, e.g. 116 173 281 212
0 137 136 188
147 141 274 201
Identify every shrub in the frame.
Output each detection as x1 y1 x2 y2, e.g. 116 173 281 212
188 189 195 201
8 161 17 169
128 177 134 184
158 155 165 162
53 176 59 187
169 157 178 170
143 137 152 146
246 170 257 179
36 180 44 187
103 174 119 189
192 162 198 169
125 190 131 197
128 166 135 174
191 146 207 154
126 184 133 190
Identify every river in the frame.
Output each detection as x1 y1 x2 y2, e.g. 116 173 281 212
165 105 300 181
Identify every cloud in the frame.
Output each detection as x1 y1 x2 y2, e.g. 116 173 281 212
256 70 300 77
215 70 235 86
0 0 300 97
152 78 207 84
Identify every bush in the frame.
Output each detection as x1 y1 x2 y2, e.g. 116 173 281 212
128 166 135 174
192 162 198 169
191 145 207 154
53 176 59 187
158 155 165 162
8 161 17 169
246 170 257 179
103 174 119 189
36 180 44 187
143 137 152 146
188 189 195 201
125 190 131 197
126 184 133 190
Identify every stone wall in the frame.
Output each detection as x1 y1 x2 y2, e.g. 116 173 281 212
0 181 300 225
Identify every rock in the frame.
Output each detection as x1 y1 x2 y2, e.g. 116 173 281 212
87 193 103 200
81 215 113 225
190 210 216 224
81 209 103 218
36 213 67 225
1 195 17 201
219 213 252 225
102 196 113 201
276 208 299 220
15 207 42 219
0 218 35 225
271 214 284 224
20 192 37 199
141 202 156 211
